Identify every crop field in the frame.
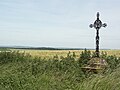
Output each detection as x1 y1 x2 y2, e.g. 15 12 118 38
12 49 120 58
0 49 120 90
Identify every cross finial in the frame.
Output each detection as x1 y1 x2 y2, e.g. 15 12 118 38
97 12 99 18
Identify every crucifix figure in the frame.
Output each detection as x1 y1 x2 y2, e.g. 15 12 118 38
89 12 107 57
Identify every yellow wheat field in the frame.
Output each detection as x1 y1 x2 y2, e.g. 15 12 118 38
11 49 120 59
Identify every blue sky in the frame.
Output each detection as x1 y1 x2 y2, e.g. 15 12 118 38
0 0 120 49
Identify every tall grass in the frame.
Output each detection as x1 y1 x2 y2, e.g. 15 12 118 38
0 50 120 90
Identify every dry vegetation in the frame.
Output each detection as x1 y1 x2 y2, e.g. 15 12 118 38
12 49 120 58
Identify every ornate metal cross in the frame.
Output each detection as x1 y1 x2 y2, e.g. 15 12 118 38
89 12 107 57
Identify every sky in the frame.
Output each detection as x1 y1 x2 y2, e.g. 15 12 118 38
0 0 120 49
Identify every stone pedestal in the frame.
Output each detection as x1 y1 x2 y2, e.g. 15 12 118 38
81 58 107 73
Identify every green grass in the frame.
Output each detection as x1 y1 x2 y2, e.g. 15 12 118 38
0 50 120 90
79 67 120 90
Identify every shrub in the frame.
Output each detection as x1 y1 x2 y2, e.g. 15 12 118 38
78 49 91 66
0 51 31 64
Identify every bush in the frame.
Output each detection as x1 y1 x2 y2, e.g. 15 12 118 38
78 49 91 66
0 51 31 64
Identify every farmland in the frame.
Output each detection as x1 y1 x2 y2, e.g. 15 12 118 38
0 49 120 90
11 49 120 58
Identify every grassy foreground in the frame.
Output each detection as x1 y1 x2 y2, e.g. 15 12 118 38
0 50 120 90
